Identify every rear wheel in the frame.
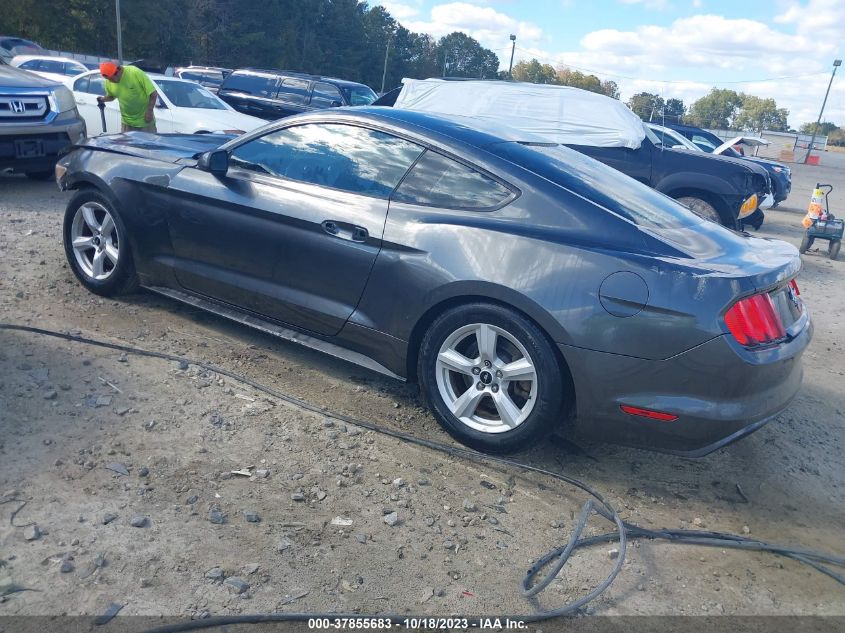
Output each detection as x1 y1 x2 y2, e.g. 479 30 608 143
676 196 722 224
799 232 814 254
63 190 139 296
830 240 841 261
418 303 567 454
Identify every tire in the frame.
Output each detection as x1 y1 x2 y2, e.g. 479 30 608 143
62 189 139 296
676 196 723 224
417 302 567 454
830 240 841 261
799 232 814 254
25 170 54 181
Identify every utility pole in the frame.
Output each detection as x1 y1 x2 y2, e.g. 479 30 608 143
804 59 841 164
508 34 516 79
381 34 392 94
115 0 123 63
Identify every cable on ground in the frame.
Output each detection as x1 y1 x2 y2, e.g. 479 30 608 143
1 323 843 632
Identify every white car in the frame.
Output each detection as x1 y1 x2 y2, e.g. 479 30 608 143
65 69 266 136
11 54 89 83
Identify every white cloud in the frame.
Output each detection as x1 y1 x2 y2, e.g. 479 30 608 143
400 2 544 53
620 0 672 10
378 1 422 21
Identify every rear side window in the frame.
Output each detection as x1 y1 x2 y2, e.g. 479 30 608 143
19 60 42 70
230 123 423 198
310 82 343 108
277 78 310 104
392 151 514 210
221 72 277 97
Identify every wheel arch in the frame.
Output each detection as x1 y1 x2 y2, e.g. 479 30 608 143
404 293 577 418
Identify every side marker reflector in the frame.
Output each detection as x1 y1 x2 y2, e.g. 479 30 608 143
620 405 678 422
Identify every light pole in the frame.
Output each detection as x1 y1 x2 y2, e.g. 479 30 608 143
115 0 123 63
804 59 841 164
508 34 516 79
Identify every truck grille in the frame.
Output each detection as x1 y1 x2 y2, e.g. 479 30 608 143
0 95 49 121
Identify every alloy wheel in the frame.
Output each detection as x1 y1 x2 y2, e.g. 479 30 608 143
435 323 538 434
70 201 120 281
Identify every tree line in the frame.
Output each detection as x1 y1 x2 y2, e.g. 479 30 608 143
0 0 501 90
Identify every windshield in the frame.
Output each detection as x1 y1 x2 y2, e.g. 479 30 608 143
342 86 377 106
156 80 227 110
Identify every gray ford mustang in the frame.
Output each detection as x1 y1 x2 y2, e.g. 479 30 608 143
55 107 811 455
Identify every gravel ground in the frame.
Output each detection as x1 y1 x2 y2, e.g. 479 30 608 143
0 162 843 624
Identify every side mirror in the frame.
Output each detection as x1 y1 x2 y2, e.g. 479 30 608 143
197 149 229 176
330 100 342 108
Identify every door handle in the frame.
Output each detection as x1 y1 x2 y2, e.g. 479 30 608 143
321 221 368 242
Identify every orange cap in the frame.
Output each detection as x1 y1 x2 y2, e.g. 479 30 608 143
100 62 118 78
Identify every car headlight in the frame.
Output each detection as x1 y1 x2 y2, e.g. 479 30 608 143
739 193 758 219
50 86 77 113
771 166 785 173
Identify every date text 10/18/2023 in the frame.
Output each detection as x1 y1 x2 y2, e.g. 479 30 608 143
307 618 529 630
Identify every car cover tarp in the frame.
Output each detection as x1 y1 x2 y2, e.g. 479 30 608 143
393 78 646 150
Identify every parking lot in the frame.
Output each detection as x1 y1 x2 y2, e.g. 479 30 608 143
1 159 844 621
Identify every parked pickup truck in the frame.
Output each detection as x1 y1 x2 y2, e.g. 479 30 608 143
0 63 86 179
375 80 770 229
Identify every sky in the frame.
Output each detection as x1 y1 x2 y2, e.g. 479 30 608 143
374 0 845 128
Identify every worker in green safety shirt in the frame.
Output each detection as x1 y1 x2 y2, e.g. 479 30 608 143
96 61 158 132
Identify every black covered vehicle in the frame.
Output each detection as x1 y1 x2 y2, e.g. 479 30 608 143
666 122 792 208
0 63 86 179
375 80 770 228
218 69 377 120
56 108 810 456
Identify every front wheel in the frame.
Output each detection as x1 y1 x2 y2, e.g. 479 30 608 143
63 189 139 296
799 232 814 254
417 303 568 454
676 196 723 224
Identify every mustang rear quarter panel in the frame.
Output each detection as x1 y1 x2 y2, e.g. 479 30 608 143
355 176 742 362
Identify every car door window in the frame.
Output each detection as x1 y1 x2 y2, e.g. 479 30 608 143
84 75 107 96
230 123 424 198
310 82 343 108
73 75 89 92
39 59 65 74
19 59 42 70
221 72 277 97
276 78 310 104
392 150 514 210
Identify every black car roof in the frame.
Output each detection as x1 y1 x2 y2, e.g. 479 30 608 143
234 68 373 90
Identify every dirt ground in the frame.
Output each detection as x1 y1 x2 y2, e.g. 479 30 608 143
0 159 844 627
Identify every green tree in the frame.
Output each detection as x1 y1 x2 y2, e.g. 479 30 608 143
511 59 557 84
687 88 743 128
556 67 619 98
733 94 789 132
437 32 499 79
627 92 664 120
664 98 686 120
799 121 840 136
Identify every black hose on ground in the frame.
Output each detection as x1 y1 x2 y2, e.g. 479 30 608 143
1 323 843 631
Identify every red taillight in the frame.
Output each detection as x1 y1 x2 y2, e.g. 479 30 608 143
790 279 800 296
620 405 678 422
724 292 786 347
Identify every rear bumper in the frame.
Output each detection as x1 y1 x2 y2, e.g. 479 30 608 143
560 318 812 456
